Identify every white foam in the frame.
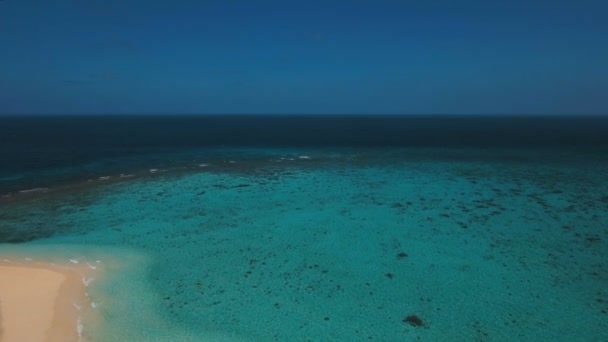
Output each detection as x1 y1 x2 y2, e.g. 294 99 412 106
198 163 209 167
299 155 312 159
24 257 33 261
149 168 159 173
86 262 97 270
69 259 79 264
73 303 81 311
91 301 99 309
228 160 236 164
96 260 101 263
119 173 134 178
19 187 48 193
82 276 94 287
76 316 83 341
98 176 111 180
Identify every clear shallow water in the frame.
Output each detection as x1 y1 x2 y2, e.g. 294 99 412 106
1 116 608 341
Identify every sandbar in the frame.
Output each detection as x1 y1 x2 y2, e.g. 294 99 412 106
0 261 96 342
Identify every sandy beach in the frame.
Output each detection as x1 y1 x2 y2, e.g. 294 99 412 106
0 260 96 342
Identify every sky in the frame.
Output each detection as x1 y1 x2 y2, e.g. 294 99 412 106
1 0 607 115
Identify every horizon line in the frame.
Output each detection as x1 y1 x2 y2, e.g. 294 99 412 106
1 113 607 117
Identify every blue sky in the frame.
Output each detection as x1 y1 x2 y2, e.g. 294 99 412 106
1 0 607 114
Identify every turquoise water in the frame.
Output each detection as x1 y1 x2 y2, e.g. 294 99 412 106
2 147 607 341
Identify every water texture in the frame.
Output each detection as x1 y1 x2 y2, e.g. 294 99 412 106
1 115 607 341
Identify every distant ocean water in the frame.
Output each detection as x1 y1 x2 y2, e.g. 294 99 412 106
2 114 607 194
1 115 607 341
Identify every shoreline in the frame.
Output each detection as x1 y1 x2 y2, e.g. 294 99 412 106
0 258 100 342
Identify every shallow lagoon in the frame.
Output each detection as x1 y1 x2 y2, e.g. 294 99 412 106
2 146 607 341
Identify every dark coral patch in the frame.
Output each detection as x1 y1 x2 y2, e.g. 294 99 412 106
403 315 424 327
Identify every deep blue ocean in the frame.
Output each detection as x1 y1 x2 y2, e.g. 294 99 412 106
2 115 607 194
1 115 607 341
